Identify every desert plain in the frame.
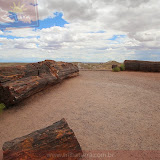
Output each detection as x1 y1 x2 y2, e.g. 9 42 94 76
0 70 160 155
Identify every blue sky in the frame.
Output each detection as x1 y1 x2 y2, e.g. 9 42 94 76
0 0 160 62
36 12 68 29
108 35 126 41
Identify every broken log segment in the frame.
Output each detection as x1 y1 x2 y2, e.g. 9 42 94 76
112 65 118 69
3 118 83 160
124 60 160 72
0 60 79 107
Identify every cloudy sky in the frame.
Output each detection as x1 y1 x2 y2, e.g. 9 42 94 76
0 0 160 62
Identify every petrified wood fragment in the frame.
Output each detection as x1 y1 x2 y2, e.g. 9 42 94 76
124 60 160 72
3 118 83 160
0 60 79 107
112 65 118 69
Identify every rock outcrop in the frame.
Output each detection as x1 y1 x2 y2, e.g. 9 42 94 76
0 60 79 108
3 118 83 160
124 60 160 72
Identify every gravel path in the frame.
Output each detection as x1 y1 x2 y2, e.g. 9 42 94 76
0 71 160 153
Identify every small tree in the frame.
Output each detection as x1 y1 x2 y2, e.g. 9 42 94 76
120 64 125 71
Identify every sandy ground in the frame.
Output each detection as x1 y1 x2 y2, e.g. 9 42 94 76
0 71 160 158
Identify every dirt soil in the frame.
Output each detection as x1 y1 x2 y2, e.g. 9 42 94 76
0 71 160 157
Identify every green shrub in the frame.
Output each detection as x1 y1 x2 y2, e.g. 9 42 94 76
0 103 6 113
112 67 120 72
120 64 125 71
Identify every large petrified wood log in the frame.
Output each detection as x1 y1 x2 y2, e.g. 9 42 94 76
124 60 160 72
0 60 79 107
2 118 83 160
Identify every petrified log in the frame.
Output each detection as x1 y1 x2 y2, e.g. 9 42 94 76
0 60 79 107
124 60 160 72
112 65 118 69
2 118 83 160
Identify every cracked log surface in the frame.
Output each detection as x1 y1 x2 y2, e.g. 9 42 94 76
124 60 160 72
0 60 79 108
2 118 83 160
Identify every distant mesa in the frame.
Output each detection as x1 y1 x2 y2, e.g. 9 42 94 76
72 61 121 70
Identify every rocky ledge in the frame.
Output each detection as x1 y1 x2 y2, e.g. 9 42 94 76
0 60 79 108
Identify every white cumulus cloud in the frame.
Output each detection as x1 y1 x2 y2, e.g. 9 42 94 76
0 0 160 62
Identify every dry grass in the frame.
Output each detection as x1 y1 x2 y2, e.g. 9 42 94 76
0 63 28 67
72 61 121 70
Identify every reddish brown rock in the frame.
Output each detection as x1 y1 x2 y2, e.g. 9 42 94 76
124 60 160 72
2 118 83 160
0 60 79 107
